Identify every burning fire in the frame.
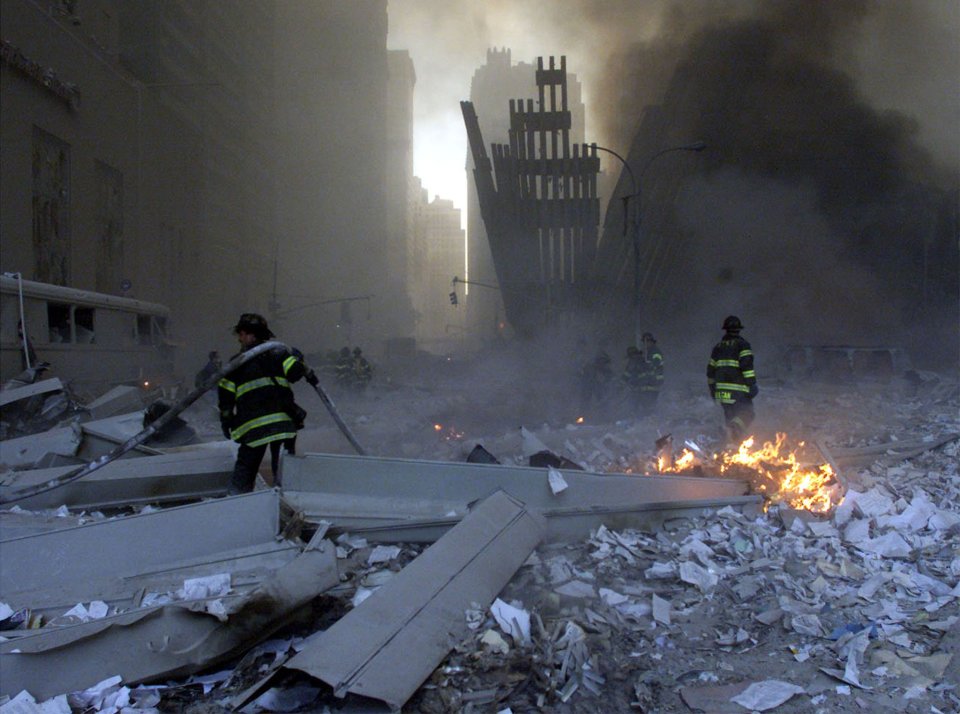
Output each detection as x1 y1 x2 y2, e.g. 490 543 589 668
575 416 585 424
658 433 841 513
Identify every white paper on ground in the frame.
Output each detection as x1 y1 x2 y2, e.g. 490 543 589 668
730 680 806 711
367 545 402 564
490 598 531 644
547 467 568 495
180 573 231 600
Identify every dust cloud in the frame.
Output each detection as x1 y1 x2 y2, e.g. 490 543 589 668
388 0 958 373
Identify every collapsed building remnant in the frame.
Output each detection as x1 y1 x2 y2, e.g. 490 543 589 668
0 442 235 510
0 529 338 700
281 451 755 542
236 490 546 711
462 55 601 335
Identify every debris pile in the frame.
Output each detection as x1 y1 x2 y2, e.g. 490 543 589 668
0 366 957 712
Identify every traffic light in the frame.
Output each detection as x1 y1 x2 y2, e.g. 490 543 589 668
449 291 458 306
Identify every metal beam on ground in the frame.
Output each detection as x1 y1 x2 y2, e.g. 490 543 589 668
0 532 339 700
330 494 763 544
235 490 545 711
0 378 64 408
0 442 236 510
0 425 82 467
281 452 751 540
0 490 282 599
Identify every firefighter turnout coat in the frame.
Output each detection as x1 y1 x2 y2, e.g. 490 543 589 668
218 344 306 447
707 335 757 404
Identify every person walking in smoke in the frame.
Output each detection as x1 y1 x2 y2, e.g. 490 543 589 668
578 344 613 415
706 315 758 445
218 313 316 493
637 332 664 411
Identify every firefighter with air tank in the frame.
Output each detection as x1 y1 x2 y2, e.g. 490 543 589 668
707 315 758 445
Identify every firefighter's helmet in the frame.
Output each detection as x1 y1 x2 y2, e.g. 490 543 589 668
722 315 743 332
641 332 655 342
233 313 274 340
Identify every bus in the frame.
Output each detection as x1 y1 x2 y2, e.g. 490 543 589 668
1 274 176 395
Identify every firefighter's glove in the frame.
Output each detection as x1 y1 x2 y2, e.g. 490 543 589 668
220 420 232 440
305 370 319 387
748 384 759 399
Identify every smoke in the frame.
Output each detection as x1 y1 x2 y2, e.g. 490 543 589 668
388 0 958 366
581 0 959 367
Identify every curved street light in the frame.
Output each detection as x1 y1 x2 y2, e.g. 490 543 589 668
593 141 707 345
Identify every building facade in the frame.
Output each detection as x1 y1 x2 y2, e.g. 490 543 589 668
1 0 406 381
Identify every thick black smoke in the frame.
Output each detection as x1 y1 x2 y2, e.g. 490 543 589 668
592 0 958 369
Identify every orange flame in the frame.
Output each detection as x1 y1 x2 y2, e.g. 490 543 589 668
576 416 585 424
657 433 840 513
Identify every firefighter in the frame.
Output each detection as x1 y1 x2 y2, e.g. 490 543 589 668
218 313 316 494
335 346 353 386
707 315 758 445
578 346 613 413
352 346 372 390
622 345 646 415
638 332 664 410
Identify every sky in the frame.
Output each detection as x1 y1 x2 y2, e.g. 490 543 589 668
386 0 958 221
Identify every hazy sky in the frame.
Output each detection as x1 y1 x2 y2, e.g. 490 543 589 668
387 0 958 221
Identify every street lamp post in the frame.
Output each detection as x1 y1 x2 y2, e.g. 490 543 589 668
593 141 707 346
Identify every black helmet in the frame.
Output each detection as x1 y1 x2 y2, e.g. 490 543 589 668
233 313 274 340
722 315 743 332
641 332 655 342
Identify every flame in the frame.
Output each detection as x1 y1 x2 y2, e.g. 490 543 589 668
576 416 584 424
656 433 840 513
434 423 443 432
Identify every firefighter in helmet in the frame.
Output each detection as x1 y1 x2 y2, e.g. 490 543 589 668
707 315 758 444
637 332 664 410
218 313 316 493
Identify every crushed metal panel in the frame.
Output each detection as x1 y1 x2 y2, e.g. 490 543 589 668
0 443 236 510
0 378 64 408
78 411 160 459
84 385 144 420
0 424 82 468
278 490 545 710
8 540 301 616
0 490 281 598
335 494 763 544
282 452 749 523
0 534 338 700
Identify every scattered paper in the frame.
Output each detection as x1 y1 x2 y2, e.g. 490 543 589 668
730 680 806 711
547 466 569 495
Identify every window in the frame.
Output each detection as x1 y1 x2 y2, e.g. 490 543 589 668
48 303 71 343
137 315 153 345
74 307 95 344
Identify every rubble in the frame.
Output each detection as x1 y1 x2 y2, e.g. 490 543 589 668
0 366 956 712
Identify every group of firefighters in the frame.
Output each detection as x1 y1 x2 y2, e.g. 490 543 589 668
213 311 757 495
579 315 757 444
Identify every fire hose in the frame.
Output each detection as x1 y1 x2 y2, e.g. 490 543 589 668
0 340 365 504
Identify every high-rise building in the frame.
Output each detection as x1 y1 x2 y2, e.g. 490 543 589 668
2 0 407 375
409 181 465 353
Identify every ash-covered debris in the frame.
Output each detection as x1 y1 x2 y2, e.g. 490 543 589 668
0 364 957 713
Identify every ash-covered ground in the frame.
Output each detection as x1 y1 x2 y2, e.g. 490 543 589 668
8 343 955 714
162 344 960 714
